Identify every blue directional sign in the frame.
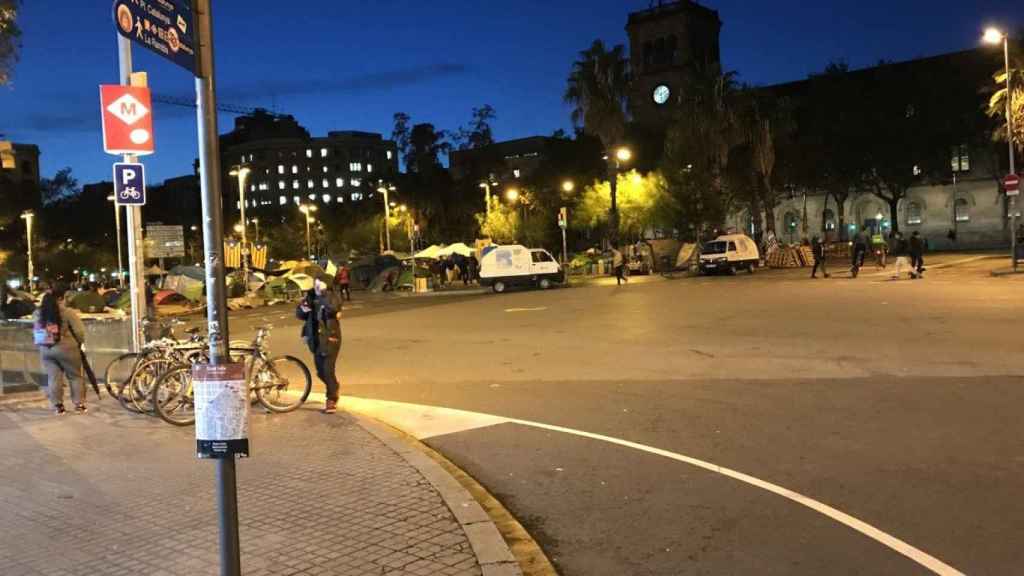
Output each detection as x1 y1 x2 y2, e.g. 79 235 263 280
113 0 197 75
113 163 147 206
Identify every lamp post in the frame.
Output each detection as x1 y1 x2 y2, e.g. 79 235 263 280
20 210 34 292
299 204 317 259
377 182 396 253
479 180 498 215
106 195 125 288
251 218 260 244
607 147 632 247
229 166 251 282
560 180 575 266
984 27 1018 270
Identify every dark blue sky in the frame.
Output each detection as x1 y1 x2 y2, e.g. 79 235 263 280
1 0 1019 186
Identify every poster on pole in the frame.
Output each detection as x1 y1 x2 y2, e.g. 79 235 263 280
194 363 250 459
145 224 186 258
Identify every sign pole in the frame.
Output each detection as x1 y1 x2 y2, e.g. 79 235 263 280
194 2 241 575
117 35 147 352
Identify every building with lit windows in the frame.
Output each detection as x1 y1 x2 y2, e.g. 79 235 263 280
214 109 399 214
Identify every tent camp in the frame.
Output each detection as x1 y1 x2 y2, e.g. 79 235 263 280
414 245 444 259
259 276 305 300
163 265 205 302
144 265 166 277
153 290 190 306
226 271 266 297
675 243 697 269
67 290 107 313
438 243 475 258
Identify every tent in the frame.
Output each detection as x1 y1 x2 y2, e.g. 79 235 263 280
67 290 106 313
164 265 206 302
259 276 305 300
675 243 697 269
144 265 166 277
415 245 444 259
286 273 314 292
438 243 475 258
226 270 266 297
153 290 189 306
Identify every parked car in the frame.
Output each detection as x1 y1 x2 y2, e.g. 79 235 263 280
479 245 564 293
698 234 760 274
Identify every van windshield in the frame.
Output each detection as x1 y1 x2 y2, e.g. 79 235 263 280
703 241 728 255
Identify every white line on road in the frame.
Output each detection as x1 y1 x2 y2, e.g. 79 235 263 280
504 307 548 313
341 396 965 576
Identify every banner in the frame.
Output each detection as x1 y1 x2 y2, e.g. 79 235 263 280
224 241 242 269
251 244 269 271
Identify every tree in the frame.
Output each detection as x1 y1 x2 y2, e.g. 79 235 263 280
455 105 497 151
564 40 630 244
391 113 412 171
476 198 519 244
0 0 20 86
572 170 674 242
40 168 80 205
406 123 450 175
986 46 1024 161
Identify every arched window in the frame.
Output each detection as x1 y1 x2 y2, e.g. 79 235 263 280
954 198 970 222
823 209 836 231
906 201 923 225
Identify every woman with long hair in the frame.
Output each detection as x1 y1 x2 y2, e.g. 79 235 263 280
34 283 88 415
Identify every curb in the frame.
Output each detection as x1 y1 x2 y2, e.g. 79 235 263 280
355 414 528 576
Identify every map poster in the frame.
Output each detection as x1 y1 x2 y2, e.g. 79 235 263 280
194 363 250 459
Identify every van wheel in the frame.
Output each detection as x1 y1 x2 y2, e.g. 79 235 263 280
747 263 755 274
493 281 506 294
539 278 552 290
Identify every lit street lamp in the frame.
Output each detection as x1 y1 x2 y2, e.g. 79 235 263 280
106 195 125 288
299 204 317 259
20 210 34 292
505 188 520 203
377 182 396 253
251 218 260 243
607 146 633 247
561 180 575 193
229 166 252 282
984 27 1019 271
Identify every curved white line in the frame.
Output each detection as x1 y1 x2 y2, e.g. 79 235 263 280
341 397 965 576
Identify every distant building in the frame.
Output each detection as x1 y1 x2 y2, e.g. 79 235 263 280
1 141 42 207
449 136 575 182
214 109 400 214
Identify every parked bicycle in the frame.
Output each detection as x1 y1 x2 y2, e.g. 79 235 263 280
151 325 311 426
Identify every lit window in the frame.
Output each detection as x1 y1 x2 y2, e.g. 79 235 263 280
350 162 362 172
907 202 923 225
951 145 970 173
350 178 361 187
955 198 970 222
336 178 344 188
320 148 328 158
322 179 329 188
307 179 315 189
336 196 344 203
306 149 312 158
291 165 298 174
279 196 287 206
322 194 332 203
308 194 316 201
278 181 286 190
277 165 285 174
292 180 300 190
387 150 393 160
250 184 256 192
367 164 373 173
293 196 300 205
351 192 364 201
322 166 328 173
513 169 521 179
912 165 922 176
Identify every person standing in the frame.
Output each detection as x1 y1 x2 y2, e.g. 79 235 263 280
810 236 830 278
612 247 628 285
851 229 869 278
335 263 351 301
889 232 911 279
296 273 343 414
34 284 88 415
909 231 925 279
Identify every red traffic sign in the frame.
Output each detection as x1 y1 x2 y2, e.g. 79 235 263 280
1006 174 1020 197
99 85 155 156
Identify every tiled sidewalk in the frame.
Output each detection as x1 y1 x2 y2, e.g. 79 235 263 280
0 401 518 575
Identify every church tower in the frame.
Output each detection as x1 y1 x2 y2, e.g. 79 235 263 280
626 1 722 129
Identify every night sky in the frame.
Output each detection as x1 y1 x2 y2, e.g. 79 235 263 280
1 0 1019 186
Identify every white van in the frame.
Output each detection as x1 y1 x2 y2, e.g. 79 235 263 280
479 245 564 293
698 234 760 274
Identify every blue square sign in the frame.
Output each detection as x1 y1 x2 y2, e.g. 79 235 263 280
113 162 146 206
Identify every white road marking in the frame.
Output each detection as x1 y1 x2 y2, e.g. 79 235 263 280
341 396 965 576
504 307 548 313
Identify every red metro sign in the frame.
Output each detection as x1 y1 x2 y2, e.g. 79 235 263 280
100 84 155 156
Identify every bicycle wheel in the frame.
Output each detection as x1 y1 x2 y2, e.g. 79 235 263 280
128 358 174 414
151 364 196 426
254 355 312 413
104 353 140 400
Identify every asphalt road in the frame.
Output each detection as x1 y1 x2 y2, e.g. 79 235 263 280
225 258 1024 575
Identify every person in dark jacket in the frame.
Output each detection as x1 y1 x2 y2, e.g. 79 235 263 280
851 230 869 278
296 272 343 414
908 231 925 278
810 237 830 278
35 284 88 415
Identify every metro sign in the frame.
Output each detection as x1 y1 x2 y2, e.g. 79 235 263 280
100 84 155 156
1006 174 1021 197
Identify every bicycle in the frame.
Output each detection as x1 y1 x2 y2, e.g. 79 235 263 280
151 325 311 426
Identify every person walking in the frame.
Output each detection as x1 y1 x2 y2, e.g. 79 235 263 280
334 263 351 301
296 273 343 414
909 231 925 279
889 232 911 280
612 247 628 285
810 236 830 278
851 229 869 278
34 284 88 415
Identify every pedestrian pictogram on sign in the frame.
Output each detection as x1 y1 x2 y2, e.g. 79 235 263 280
100 85 155 156
113 163 146 206
1006 174 1021 197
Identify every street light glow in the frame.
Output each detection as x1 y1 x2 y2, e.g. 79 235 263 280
506 188 520 202
983 27 1004 45
233 223 243 233
615 147 632 162
562 180 575 193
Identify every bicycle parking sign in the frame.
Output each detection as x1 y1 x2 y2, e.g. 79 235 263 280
113 162 146 206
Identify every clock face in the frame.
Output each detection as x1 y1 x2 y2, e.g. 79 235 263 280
653 84 670 105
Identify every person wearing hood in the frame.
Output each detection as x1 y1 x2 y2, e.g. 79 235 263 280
296 272 343 414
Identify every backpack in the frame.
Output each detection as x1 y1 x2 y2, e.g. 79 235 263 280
33 320 62 347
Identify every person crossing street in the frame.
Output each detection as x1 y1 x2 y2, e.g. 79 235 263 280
296 272 344 414
810 236 830 278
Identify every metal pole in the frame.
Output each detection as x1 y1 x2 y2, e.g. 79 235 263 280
237 170 249 289
562 226 568 267
484 182 491 216
114 201 125 288
383 186 391 253
118 35 147 353
304 214 312 258
22 212 33 292
194 2 240 575
1004 37 1018 272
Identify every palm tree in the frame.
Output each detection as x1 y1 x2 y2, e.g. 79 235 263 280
0 0 20 86
986 54 1024 161
565 40 630 244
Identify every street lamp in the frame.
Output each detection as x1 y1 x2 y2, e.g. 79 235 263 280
615 147 633 163
106 194 125 288
229 166 252 281
299 204 317 259
251 218 260 243
505 188 520 202
983 27 1019 270
377 182 397 253
561 180 575 193
607 146 633 247
20 210 34 292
